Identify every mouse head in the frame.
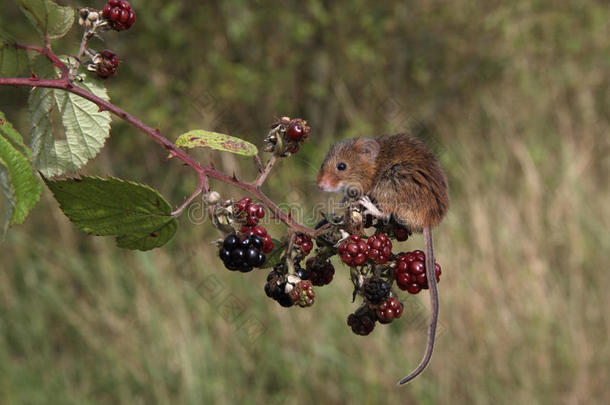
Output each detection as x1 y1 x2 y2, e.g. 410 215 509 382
317 137 380 197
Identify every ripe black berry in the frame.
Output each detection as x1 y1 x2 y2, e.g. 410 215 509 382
305 257 335 286
102 0 136 31
264 270 294 307
363 277 391 304
219 233 266 272
394 250 441 293
347 305 377 336
294 262 311 280
366 233 392 263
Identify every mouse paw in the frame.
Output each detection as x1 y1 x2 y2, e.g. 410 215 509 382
359 196 387 219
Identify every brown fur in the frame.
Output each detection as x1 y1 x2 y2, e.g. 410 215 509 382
317 134 449 231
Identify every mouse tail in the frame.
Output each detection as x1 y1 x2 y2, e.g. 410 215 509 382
397 225 439 385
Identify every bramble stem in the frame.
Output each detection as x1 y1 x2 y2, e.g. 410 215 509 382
253 155 277 188
0 47 319 237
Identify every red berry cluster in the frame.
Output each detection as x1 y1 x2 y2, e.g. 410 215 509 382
235 197 265 226
305 257 335 286
394 250 441 294
289 280 315 307
366 233 392 263
102 0 136 31
338 235 369 266
241 225 274 254
376 297 404 323
294 233 313 255
95 49 119 79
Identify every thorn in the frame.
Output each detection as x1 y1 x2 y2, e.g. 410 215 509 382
231 172 238 181
98 105 107 112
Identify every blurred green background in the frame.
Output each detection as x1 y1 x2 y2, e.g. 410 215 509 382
1 0 609 404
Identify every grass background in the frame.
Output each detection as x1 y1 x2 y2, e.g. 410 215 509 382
1 0 609 404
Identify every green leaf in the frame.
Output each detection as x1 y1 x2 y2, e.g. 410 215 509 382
175 130 258 157
261 239 285 269
0 111 42 227
0 41 29 77
18 0 75 39
0 159 16 239
43 176 178 251
29 73 112 177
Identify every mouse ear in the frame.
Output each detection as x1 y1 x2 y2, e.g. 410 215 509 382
354 138 380 163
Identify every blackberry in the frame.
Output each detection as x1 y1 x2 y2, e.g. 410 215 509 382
294 262 311 281
366 233 392 263
294 233 313 256
234 197 265 226
347 305 377 336
264 270 294 307
376 297 404 323
102 0 136 31
338 234 369 266
219 233 265 272
289 280 315 307
363 277 391 304
305 257 334 286
241 225 274 254
394 250 441 293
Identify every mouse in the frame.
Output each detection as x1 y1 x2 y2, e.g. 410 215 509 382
317 133 449 385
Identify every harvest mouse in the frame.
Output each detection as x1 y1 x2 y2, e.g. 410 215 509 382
317 133 449 385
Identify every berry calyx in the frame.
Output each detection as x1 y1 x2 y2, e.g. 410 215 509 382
241 225 274 254
394 250 441 293
338 234 369 266
95 49 119 79
219 233 266 272
376 297 404 323
294 233 313 256
102 0 136 31
305 257 335 286
347 305 377 336
363 277 391 304
289 280 315 307
366 233 392 263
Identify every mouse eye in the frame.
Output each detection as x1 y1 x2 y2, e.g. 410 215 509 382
337 162 347 171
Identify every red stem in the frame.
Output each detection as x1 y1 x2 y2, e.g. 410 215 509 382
0 75 318 237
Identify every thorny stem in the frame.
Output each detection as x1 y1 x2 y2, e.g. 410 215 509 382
0 45 320 238
253 155 277 188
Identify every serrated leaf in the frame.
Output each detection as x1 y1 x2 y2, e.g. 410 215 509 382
18 0 75 39
29 73 111 177
0 112 42 226
0 110 31 158
0 41 29 77
43 176 178 251
0 159 16 239
261 239 285 269
175 130 258 157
